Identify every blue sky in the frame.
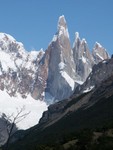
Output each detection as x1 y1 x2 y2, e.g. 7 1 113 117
0 0 112 55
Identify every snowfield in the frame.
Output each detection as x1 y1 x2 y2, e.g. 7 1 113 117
0 90 47 130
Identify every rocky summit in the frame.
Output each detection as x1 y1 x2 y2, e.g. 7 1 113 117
45 15 76 102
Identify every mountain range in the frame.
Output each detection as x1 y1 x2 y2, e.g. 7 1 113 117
0 15 109 104
0 15 112 148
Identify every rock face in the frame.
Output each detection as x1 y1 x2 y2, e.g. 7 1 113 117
75 58 113 94
92 42 109 64
38 73 113 138
73 32 94 82
39 58 113 127
45 15 76 102
72 33 110 83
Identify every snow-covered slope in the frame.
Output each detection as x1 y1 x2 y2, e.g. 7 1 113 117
0 90 47 129
0 33 47 130
0 32 45 100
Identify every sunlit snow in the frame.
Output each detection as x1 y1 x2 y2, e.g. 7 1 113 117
102 60 107 63
75 80 84 85
0 90 47 130
96 52 104 60
0 51 17 71
83 86 94 93
60 71 75 90
82 56 87 63
52 35 57 42
58 62 65 70
0 33 15 41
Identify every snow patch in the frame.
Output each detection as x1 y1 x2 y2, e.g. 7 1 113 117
72 68 75 73
58 15 66 22
75 32 80 39
82 38 87 44
41 92 45 97
60 71 75 90
88 77 91 80
0 51 17 71
83 86 95 93
82 56 86 63
29 50 41 61
52 35 57 42
102 60 107 63
96 53 104 60
95 42 102 48
15 59 23 67
75 80 83 85
58 62 65 70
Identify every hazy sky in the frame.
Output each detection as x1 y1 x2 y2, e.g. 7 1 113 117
0 0 112 55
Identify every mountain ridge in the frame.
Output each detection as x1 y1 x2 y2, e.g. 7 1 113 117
0 15 110 130
0 16 110 104
7 58 113 150
0 15 112 148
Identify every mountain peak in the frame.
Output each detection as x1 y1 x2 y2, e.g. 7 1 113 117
75 32 80 39
73 32 80 48
51 15 69 42
57 15 69 38
58 15 67 29
95 42 102 48
81 38 87 44
0 32 16 42
0 32 27 56
92 42 110 64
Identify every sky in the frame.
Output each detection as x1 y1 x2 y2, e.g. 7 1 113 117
0 0 112 55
